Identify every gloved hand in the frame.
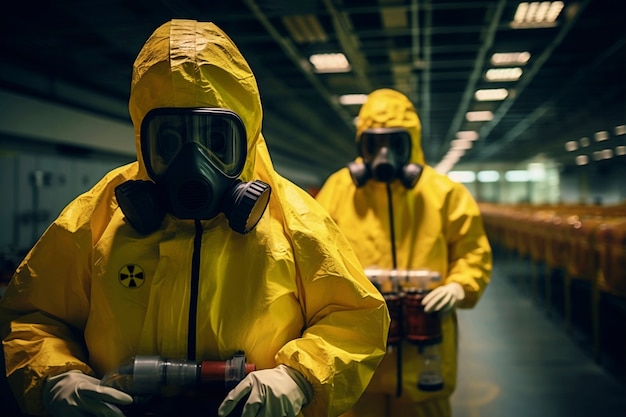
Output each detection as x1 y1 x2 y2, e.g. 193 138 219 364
218 364 313 417
422 282 465 312
42 370 133 417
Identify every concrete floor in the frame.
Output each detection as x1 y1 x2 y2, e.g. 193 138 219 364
451 253 626 417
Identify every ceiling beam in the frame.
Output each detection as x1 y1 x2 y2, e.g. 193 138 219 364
322 0 372 93
441 0 507 156
242 0 357 132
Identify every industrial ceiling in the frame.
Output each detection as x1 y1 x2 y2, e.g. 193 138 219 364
0 0 624 188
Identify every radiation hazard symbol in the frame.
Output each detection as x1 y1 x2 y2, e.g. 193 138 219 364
119 264 145 288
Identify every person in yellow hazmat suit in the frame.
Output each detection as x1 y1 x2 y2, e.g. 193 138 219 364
315 88 492 417
0 19 390 417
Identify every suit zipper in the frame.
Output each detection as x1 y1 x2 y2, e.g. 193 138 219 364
187 219 202 360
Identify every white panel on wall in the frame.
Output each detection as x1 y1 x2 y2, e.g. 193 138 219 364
15 154 39 249
0 154 17 248
37 154 76 225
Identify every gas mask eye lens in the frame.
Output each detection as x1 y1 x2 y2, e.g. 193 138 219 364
210 131 227 156
158 128 183 160
365 137 377 157
141 107 247 180
359 128 411 164
390 134 410 161
360 134 379 161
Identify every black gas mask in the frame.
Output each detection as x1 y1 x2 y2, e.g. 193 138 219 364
115 108 271 235
348 127 423 188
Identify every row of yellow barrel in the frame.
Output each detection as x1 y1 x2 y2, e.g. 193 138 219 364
479 202 626 360
480 202 626 295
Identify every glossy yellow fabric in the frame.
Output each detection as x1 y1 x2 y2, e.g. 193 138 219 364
316 88 492 417
0 20 389 416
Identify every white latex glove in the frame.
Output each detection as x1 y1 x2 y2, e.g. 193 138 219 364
218 364 313 417
42 370 133 417
422 282 465 312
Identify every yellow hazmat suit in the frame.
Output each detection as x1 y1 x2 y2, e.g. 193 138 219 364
0 20 389 417
316 89 492 417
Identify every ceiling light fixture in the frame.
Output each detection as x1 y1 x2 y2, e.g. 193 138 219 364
456 131 479 141
485 67 523 81
511 1 564 28
477 170 500 183
575 155 589 165
339 94 368 105
565 140 578 151
475 88 509 101
505 170 530 182
594 131 610 141
309 53 351 73
466 111 494 122
448 171 476 183
490 52 531 65
451 139 473 150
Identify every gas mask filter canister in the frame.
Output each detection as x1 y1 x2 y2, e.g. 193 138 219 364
115 108 271 235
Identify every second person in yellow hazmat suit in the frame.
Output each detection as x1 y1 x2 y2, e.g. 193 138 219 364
316 88 492 417
0 19 390 417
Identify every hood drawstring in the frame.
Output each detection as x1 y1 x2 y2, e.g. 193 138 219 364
386 183 402 398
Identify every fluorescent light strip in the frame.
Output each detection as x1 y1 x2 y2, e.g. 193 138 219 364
477 170 500 182
309 53 351 73
594 131 610 141
339 94 368 105
565 140 578 152
505 170 530 182
456 131 479 141
475 88 509 101
491 52 531 65
451 139 473 150
513 1 564 25
448 171 476 183
466 111 494 122
575 155 589 165
485 67 523 81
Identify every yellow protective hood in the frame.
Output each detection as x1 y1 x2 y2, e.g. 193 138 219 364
128 19 262 181
356 88 425 165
